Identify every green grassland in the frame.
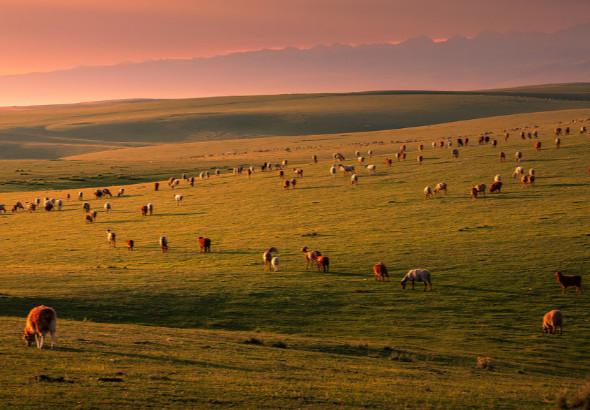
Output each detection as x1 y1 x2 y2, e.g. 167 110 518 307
1 84 590 159
0 106 589 408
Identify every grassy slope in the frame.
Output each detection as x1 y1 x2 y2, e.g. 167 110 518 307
1 84 590 159
0 110 589 408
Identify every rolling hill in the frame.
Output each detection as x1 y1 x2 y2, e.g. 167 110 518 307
1 84 590 160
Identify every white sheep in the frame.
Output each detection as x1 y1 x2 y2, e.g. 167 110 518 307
174 194 183 205
104 202 112 212
147 203 154 215
56 199 63 211
424 186 434 199
350 174 359 185
271 256 280 272
494 175 502 183
329 165 337 176
513 166 525 178
528 168 535 177
366 164 376 174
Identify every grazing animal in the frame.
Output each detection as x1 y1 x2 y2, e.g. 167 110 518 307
513 166 525 178
312 154 318 163
0 204 6 213
104 202 112 213
350 174 359 185
271 256 280 272
23 306 57 349
147 203 154 216
154 182 160 191
330 165 337 176
489 181 502 193
534 141 542 151
367 149 373 157
83 202 91 213
291 178 297 188
117 188 125 197
106 229 116 247
554 271 582 294
174 194 183 205
366 164 376 174
302 247 321 270
385 158 393 167
283 179 291 189
494 174 502 183
452 149 459 159
85 214 94 223
215 169 221 176
316 255 330 272
78 191 83 200
417 155 423 165
159 236 168 253
515 151 523 162
418 143 425 151
56 199 63 211
12 202 24 212
424 186 434 199
27 203 37 212
434 182 447 195
555 137 561 148
357 156 365 163
520 175 535 185
126 239 134 251
198 236 211 253
140 205 148 216
263 247 278 270
373 262 389 281
339 164 355 174
278 169 284 178
580 125 587 134
400 269 432 291
431 141 437 149
543 309 562 335
333 152 345 161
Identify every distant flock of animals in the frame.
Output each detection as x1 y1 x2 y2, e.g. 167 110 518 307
3 120 588 348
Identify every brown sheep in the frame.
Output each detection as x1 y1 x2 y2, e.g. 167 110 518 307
373 262 389 281
543 309 562 335
23 305 57 349
554 271 582 294
316 255 330 273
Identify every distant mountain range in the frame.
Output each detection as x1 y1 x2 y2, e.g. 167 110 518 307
2 25 590 106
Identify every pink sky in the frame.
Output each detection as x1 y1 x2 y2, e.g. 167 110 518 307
1 0 589 76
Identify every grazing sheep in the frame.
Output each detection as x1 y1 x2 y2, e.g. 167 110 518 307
159 236 168 253
400 269 432 291
316 255 330 272
395 152 402 161
190 176 195 186
44 200 54 212
350 174 359 185
154 182 160 191
0 204 6 213
434 182 447 194
431 141 437 149
489 181 502 193
78 192 83 200
104 202 112 213
543 309 562 335
424 186 434 199
494 175 502 183
293 168 304 177
291 178 297 188
117 188 125 197
470 186 480 199
312 154 318 163
11 202 24 212
357 156 365 163
492 139 497 147
500 152 506 162
534 141 542 151
85 213 94 223
282 159 288 167
513 166 525 178
23 306 57 349
555 127 562 136
339 165 355 174
215 168 221 176
174 194 183 205
56 199 63 211
457 138 463 147
368 149 373 157
475 184 487 197
417 155 423 165
366 164 376 174
330 165 337 176
355 150 360 157
271 256 280 272
106 229 116 247
504 132 510 141
418 143 424 151
140 205 148 216
263 247 278 270
198 237 212 253
301 247 321 270
452 149 459 159
565 126 570 135
581 126 587 134
528 168 535 177
555 137 561 148
283 179 291 189
27 203 37 212
385 158 393 167
147 203 154 216
520 175 535 185
278 170 284 178
515 151 523 162
373 262 389 282
83 202 91 213
333 152 345 162
126 239 134 251
554 271 582 294
90 210 98 220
